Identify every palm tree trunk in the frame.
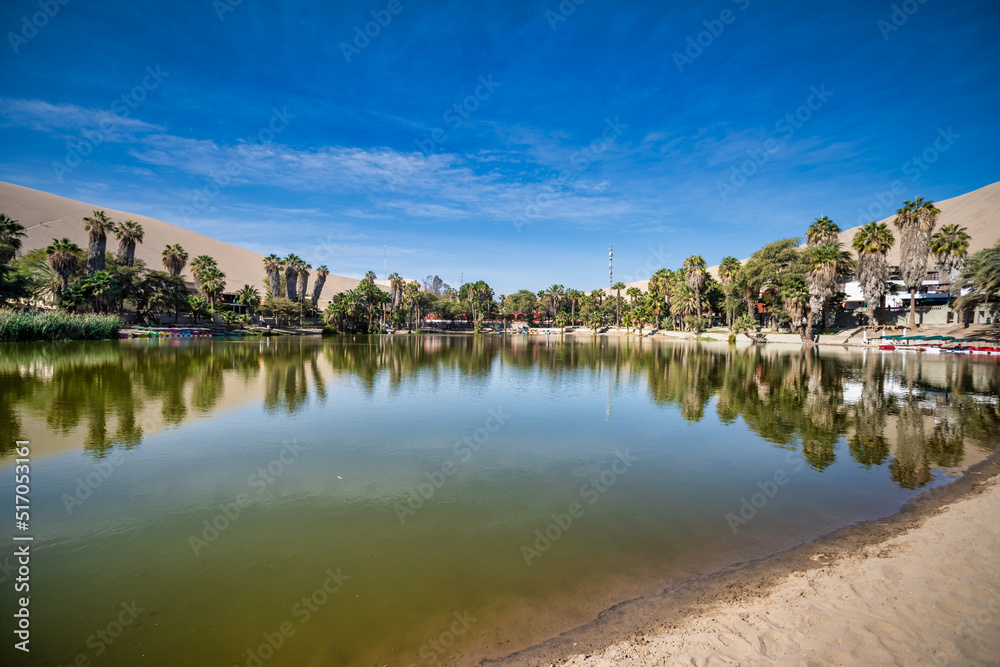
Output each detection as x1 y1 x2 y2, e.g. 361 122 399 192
909 294 917 328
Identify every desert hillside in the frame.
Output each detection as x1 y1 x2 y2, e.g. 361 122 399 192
0 181 377 306
626 180 1000 291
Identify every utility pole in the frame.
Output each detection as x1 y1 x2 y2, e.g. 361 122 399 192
383 245 387 280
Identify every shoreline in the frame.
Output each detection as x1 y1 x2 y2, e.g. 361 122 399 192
481 444 1000 666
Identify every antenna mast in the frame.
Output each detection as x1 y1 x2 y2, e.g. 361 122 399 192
609 243 613 290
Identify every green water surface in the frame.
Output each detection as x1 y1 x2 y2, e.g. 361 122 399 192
1 335 998 666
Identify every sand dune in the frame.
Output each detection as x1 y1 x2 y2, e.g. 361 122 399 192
626 180 1000 291
539 463 1000 667
0 181 384 307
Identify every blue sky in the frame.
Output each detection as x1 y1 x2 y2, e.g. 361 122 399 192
1 0 998 293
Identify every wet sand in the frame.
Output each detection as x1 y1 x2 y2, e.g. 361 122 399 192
485 446 1000 666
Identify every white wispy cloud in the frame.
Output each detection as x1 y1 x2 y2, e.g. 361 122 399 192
0 98 164 140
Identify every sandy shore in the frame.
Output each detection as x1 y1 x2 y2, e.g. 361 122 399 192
485 449 1000 667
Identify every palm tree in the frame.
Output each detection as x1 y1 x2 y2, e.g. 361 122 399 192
263 254 282 296
388 272 404 317
114 220 144 266
45 237 81 296
83 210 116 275
404 280 420 329
564 288 583 325
162 244 189 276
611 281 625 327
363 270 377 284
781 274 811 342
236 284 260 319
297 263 311 303
805 243 843 339
851 222 895 326
894 197 940 328
929 224 971 319
806 216 840 247
0 213 26 264
953 241 1000 317
199 266 226 310
683 255 707 326
718 256 742 327
312 265 329 307
190 255 217 292
545 284 565 324
283 254 302 300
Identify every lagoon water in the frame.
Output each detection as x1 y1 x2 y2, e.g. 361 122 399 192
1 335 998 666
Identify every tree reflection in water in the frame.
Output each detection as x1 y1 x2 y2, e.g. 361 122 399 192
1 336 997 490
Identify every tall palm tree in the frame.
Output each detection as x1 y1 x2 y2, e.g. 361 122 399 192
388 272 404 316
404 280 420 329
894 197 940 328
283 254 302 300
114 220 144 266
805 243 843 339
781 274 811 342
851 221 895 326
45 237 81 296
263 254 282 297
312 265 329 306
929 224 971 318
545 284 565 324
0 213 26 264
683 255 707 324
611 281 625 327
190 255 217 292
564 288 583 325
363 270 377 284
297 263 311 303
83 210 116 275
162 244 189 276
199 266 226 310
718 256 742 327
806 216 840 247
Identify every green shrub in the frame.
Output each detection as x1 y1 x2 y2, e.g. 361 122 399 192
321 324 338 335
0 308 123 342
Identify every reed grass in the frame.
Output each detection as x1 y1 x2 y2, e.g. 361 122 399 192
0 308 123 342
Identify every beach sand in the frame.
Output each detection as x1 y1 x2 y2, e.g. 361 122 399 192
487 450 1000 667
